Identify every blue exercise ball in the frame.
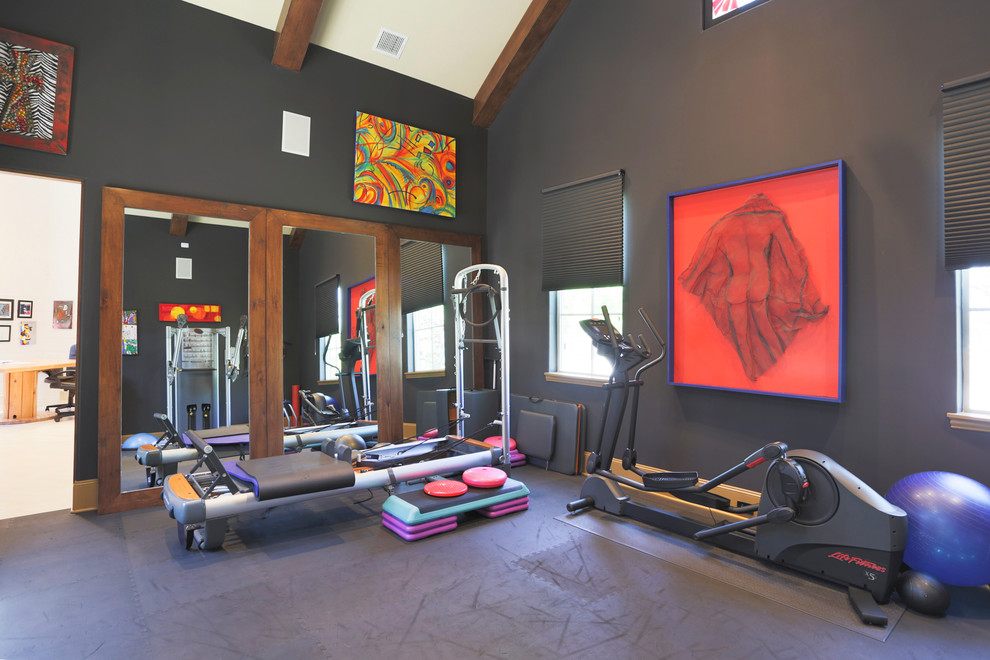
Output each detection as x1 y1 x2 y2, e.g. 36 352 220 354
121 432 158 450
886 471 990 587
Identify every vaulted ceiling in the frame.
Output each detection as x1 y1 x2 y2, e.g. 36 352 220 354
182 0 570 127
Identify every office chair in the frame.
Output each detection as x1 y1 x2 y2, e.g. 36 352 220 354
44 345 76 422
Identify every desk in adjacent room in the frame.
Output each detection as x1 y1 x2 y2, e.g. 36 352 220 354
0 360 76 424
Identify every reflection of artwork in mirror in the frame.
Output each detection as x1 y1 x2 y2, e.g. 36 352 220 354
353 111 456 218
52 300 72 328
17 300 32 318
122 309 138 355
0 27 75 155
349 277 376 375
158 302 221 323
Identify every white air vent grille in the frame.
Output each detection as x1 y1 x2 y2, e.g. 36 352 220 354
373 28 408 59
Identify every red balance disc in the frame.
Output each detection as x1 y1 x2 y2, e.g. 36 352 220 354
483 435 517 451
424 480 468 497
462 466 507 489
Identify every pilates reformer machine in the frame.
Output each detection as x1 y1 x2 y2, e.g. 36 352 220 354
161 265 528 550
136 414 379 487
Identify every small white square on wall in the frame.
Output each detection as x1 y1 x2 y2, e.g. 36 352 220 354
176 257 192 280
282 111 311 157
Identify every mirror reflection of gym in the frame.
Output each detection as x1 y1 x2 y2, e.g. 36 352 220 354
400 241 473 437
120 210 250 493
283 226 376 431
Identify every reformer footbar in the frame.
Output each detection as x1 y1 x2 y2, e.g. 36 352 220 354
380 265 530 540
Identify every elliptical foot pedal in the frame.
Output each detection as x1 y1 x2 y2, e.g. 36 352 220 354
847 585 888 626
642 471 699 491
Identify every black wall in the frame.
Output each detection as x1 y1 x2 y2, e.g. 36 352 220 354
487 0 990 492
121 215 250 433
1 0 487 481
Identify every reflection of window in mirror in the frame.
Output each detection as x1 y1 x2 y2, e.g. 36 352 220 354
319 332 342 382
406 304 446 373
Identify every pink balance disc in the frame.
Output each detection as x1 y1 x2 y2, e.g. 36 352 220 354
462 466 507 489
424 480 468 497
483 435 517 451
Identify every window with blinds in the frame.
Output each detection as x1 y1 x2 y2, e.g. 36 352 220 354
943 72 990 270
541 170 624 291
400 241 445 314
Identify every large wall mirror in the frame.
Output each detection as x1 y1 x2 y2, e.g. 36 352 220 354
99 188 482 514
98 188 266 513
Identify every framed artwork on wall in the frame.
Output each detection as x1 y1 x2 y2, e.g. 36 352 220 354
17 300 32 318
353 111 456 218
19 320 35 345
52 300 72 329
157 303 221 323
0 299 12 320
668 160 845 402
0 325 9 342
0 27 75 155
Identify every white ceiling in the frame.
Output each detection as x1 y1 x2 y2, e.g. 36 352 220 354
182 0 533 98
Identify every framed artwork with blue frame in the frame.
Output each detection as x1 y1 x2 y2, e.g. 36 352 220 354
667 160 845 402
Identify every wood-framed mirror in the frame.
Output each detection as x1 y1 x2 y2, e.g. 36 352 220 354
98 188 267 514
98 187 484 514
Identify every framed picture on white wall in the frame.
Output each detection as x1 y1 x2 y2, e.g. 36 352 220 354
0 299 12 321
0 325 10 342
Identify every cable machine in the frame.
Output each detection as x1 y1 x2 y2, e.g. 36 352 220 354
165 314 232 434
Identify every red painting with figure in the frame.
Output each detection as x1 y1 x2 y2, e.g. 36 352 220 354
348 277 377 376
668 162 844 401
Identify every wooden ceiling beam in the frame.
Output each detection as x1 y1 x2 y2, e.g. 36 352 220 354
273 0 324 71
287 227 307 250
169 214 188 237
473 0 570 128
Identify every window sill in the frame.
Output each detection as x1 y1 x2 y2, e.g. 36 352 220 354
544 372 607 387
947 412 990 433
405 370 446 379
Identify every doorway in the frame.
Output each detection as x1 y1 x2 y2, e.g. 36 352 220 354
0 169 82 519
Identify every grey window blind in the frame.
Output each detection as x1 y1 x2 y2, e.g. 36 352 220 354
314 274 340 338
542 169 624 291
401 241 445 314
944 72 990 270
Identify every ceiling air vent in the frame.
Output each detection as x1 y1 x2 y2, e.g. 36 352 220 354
373 28 408 59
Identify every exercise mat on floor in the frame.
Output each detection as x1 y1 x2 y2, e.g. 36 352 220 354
556 509 905 642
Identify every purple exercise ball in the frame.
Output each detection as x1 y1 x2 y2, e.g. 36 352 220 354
886 471 990 587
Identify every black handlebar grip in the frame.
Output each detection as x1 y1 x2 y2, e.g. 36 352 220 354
566 497 595 512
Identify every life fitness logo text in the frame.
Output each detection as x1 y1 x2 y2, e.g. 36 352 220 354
828 552 887 574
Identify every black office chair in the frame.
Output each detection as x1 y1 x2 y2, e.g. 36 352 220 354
44 345 76 422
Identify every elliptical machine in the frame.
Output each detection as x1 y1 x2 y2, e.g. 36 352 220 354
566 306 907 626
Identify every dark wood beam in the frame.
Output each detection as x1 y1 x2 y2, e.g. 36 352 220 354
287 227 307 250
272 0 324 71
169 213 188 237
473 0 570 128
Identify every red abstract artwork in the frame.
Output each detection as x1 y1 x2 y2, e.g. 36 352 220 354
668 162 844 401
348 277 377 376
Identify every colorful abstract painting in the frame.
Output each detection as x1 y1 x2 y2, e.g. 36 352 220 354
353 111 455 217
158 303 221 323
668 161 845 402
122 310 138 355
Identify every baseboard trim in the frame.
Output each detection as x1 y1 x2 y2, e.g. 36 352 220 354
71 479 98 513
